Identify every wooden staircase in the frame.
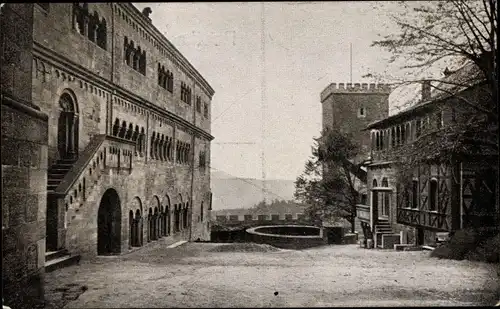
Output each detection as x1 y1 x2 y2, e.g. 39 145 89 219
374 218 393 248
46 158 81 271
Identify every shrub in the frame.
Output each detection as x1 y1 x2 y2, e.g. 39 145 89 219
431 228 500 263
465 233 500 263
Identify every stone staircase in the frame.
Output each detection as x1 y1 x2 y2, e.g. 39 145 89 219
374 217 393 248
47 158 77 193
46 158 81 271
45 249 81 273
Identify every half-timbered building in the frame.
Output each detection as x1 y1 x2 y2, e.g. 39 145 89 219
357 62 498 248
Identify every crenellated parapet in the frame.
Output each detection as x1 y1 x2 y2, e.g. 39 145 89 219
321 82 392 102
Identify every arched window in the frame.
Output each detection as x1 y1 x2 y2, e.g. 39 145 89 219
150 132 156 160
139 50 146 75
73 4 87 35
158 136 165 161
140 127 146 157
391 127 396 148
96 18 107 49
162 135 168 161
112 118 120 136
200 201 204 222
125 123 133 140
133 47 140 70
118 121 127 138
87 12 99 42
429 178 438 211
168 72 174 92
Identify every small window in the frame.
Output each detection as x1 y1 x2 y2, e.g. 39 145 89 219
358 107 365 118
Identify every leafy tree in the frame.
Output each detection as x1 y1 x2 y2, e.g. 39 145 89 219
366 0 498 170
295 127 364 232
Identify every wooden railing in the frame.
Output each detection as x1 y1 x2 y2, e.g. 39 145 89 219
396 208 452 232
356 204 370 223
52 134 136 206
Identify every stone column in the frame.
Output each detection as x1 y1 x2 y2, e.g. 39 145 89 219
67 114 77 158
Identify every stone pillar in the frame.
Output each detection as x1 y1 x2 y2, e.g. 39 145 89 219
67 114 76 158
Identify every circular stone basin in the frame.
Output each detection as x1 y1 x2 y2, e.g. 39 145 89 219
246 225 325 250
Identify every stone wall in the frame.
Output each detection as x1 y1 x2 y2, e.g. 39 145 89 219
1 3 49 308
2 99 48 308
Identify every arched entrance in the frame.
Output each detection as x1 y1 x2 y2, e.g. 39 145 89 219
97 189 122 255
57 92 79 160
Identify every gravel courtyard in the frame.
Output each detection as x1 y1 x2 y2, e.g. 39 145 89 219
44 240 499 308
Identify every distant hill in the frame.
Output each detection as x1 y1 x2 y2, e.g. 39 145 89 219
211 171 297 210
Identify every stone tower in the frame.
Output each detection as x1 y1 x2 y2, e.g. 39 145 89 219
320 82 391 160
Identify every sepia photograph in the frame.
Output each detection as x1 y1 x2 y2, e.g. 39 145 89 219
1 1 499 308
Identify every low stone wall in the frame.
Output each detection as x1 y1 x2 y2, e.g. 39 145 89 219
381 234 401 249
246 225 327 250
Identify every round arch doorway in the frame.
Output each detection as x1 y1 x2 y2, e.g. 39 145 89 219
97 189 122 255
58 92 79 160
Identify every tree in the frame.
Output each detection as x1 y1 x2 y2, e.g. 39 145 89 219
295 127 364 233
366 0 498 169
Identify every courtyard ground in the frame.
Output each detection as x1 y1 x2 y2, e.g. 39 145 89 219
44 240 499 308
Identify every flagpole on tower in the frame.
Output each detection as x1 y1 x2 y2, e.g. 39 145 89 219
350 42 353 84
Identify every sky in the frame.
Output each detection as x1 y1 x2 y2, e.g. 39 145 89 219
133 2 411 181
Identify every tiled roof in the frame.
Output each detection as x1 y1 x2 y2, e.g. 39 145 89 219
365 62 485 130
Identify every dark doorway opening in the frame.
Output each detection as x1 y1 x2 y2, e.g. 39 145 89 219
97 189 122 255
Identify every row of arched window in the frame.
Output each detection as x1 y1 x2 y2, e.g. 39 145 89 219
158 64 174 92
73 3 107 50
371 112 443 152
111 118 194 165
180 82 192 104
150 131 174 162
398 178 439 211
176 141 191 164
124 37 146 75
112 118 146 156
129 201 190 248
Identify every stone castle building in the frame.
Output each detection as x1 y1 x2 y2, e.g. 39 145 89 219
2 3 214 307
361 64 498 249
320 82 391 160
320 82 391 234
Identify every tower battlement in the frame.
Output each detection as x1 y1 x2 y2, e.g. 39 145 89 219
320 82 392 102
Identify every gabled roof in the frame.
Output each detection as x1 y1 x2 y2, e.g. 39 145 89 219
364 62 485 131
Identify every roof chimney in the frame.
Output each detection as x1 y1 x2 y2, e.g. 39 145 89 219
421 80 431 102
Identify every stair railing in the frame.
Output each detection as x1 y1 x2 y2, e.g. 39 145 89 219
52 134 136 207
